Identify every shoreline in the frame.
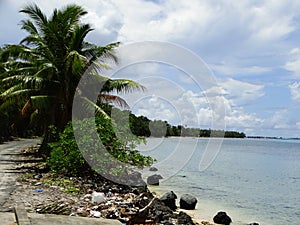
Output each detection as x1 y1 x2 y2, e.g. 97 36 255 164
2 142 202 225
148 184 254 225
5 171 255 225
2 141 258 225
148 185 213 223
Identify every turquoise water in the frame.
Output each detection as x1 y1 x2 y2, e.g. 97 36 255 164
138 138 300 225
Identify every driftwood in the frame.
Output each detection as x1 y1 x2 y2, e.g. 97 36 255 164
126 197 158 225
139 197 157 214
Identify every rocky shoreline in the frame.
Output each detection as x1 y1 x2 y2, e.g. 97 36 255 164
5 168 203 224
3 144 258 225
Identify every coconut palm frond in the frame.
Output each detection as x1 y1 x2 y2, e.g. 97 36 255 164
58 4 88 26
66 50 89 77
34 62 58 78
0 45 32 61
20 34 42 46
70 24 93 51
81 96 110 120
99 94 129 109
20 19 38 35
20 3 48 28
0 84 26 97
30 95 58 110
1 88 37 99
101 78 146 94
85 43 120 64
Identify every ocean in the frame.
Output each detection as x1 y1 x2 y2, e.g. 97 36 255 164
137 137 300 225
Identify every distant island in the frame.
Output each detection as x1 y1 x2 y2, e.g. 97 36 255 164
113 109 246 138
247 136 300 140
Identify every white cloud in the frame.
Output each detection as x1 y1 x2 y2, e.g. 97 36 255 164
3 0 300 66
134 95 180 123
211 64 272 76
225 108 264 130
116 74 266 133
289 48 300 55
82 1 123 44
205 78 265 106
289 82 300 101
267 109 292 129
260 106 300 137
285 58 300 77
248 5 294 42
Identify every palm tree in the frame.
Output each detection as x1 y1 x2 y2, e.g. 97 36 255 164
0 4 143 155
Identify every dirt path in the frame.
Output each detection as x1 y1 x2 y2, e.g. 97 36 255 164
0 138 40 211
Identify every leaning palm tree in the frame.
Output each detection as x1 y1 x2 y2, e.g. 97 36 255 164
0 4 143 155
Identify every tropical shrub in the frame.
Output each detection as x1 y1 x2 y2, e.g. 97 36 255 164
47 115 155 177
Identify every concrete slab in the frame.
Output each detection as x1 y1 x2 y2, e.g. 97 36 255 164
0 212 16 225
15 205 31 225
28 214 123 225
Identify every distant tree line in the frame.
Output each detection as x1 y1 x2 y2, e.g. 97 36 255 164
124 110 245 138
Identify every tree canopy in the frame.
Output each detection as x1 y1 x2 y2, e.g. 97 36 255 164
0 4 144 152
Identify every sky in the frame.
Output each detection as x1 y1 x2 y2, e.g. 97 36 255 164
1 0 300 138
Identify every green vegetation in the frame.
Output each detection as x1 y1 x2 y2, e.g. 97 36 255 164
43 176 82 194
47 116 154 176
62 187 82 194
128 110 245 138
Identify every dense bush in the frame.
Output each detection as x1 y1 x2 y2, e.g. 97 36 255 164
47 116 155 177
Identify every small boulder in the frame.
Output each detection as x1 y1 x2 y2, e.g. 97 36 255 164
180 194 197 210
160 191 177 211
128 171 147 187
249 223 259 225
149 167 158 171
177 211 195 225
147 174 163 185
213 211 232 225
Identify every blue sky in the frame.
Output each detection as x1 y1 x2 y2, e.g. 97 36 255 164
1 0 300 138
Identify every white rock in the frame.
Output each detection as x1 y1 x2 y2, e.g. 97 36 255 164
76 208 85 214
90 210 101 218
92 192 105 203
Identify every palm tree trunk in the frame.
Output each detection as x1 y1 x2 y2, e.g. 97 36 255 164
38 111 58 158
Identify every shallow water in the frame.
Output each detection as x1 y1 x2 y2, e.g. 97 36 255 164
138 137 300 225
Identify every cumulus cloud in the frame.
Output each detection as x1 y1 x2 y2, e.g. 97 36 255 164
204 78 265 106
285 58 300 77
225 108 264 130
117 74 266 133
3 0 300 64
289 82 300 101
134 95 181 124
222 78 265 104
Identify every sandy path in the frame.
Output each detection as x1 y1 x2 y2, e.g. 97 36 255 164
0 138 40 211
